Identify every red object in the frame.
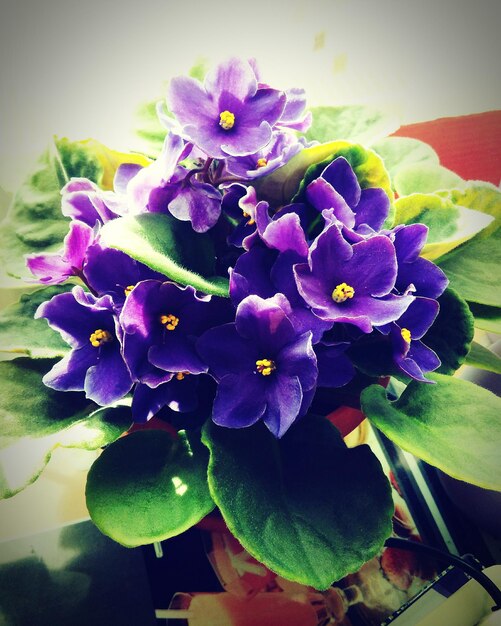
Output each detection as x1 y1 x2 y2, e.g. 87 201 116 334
393 110 501 185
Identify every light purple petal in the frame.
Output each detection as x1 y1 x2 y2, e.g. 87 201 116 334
205 57 257 102
42 347 95 391
84 346 133 405
167 76 216 128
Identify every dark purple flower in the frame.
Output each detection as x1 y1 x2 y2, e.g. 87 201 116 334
167 57 286 159
131 374 199 422
390 224 449 298
120 280 222 388
306 157 390 233
35 286 133 405
26 220 95 285
383 297 441 382
83 244 166 310
61 178 128 225
221 183 259 247
197 294 317 438
294 222 414 333
225 131 303 180
314 341 355 388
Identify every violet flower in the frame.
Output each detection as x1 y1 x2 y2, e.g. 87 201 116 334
197 294 317 438
294 222 414 333
61 178 128 225
26 220 95 285
132 375 199 422
167 57 286 158
120 280 222 388
35 286 133 405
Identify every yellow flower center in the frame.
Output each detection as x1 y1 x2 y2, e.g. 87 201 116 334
160 313 180 331
124 284 135 297
89 329 113 348
219 110 235 130
256 358 276 376
401 327 412 343
331 282 355 303
256 157 268 168
175 371 190 381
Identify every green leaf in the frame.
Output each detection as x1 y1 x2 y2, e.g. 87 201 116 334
86 430 214 547
372 136 440 188
0 405 132 499
361 374 501 491
393 162 464 196
437 227 501 307
0 359 91 440
0 285 71 360
465 341 501 374
304 105 400 146
393 193 493 261
255 140 393 207
468 302 501 334
202 416 393 589
421 288 474 375
100 213 229 297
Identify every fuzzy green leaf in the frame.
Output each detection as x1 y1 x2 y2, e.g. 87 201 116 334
202 416 393 589
0 405 132 499
437 227 501 307
100 213 229 296
86 430 214 547
465 342 501 374
361 374 501 491
393 193 493 261
393 163 464 196
423 288 475 374
468 302 501 334
304 105 400 146
372 136 440 188
0 285 71 360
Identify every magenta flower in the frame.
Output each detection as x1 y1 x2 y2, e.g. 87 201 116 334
167 57 286 158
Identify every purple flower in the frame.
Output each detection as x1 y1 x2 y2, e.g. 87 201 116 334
124 132 191 213
120 280 220 388
306 157 390 233
131 374 199 422
167 57 286 159
83 244 166 310
225 131 303 180
276 88 312 132
294 222 414 333
384 297 441 382
61 178 128 225
390 224 448 298
197 294 317 438
35 286 133 405
168 180 222 233
26 220 95 285
221 183 259 247
314 341 355 388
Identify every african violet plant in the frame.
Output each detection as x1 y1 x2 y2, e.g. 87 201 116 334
1 57 500 589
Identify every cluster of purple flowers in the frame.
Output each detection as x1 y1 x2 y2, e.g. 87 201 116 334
28 58 448 438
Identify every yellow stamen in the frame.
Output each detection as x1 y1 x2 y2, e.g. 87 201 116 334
219 110 235 130
175 371 189 381
89 329 113 348
256 157 268 168
242 210 255 226
401 327 412 343
331 282 355 303
160 313 180 331
256 358 276 376
124 285 135 297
